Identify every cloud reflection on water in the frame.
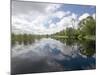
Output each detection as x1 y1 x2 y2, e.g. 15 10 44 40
11 38 95 74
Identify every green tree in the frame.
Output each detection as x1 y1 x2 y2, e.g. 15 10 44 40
79 16 96 36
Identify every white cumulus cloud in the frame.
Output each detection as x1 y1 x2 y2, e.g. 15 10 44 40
92 13 96 19
12 1 79 35
45 4 61 13
79 13 90 21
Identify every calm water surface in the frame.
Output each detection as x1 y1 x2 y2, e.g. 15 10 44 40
11 38 95 74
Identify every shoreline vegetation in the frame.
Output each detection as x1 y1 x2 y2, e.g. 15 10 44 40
11 16 96 57
11 16 96 44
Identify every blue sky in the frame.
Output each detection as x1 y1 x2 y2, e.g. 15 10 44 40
60 4 95 18
12 1 96 35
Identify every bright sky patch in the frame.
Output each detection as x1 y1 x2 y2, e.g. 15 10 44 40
12 1 96 35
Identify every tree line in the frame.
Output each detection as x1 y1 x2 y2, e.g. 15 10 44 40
11 16 96 45
51 16 96 40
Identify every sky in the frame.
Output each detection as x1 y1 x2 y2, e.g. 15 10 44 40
12 0 96 35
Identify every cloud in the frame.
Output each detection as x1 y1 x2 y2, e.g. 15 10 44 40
92 13 96 19
45 4 61 13
79 13 90 21
12 9 78 35
78 13 96 21
12 1 95 35
12 1 50 15
54 11 70 19
12 1 70 35
56 13 78 29
49 23 56 28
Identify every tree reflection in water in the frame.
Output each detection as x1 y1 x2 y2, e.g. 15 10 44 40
11 38 96 75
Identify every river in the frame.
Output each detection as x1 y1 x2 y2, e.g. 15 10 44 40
11 38 96 75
